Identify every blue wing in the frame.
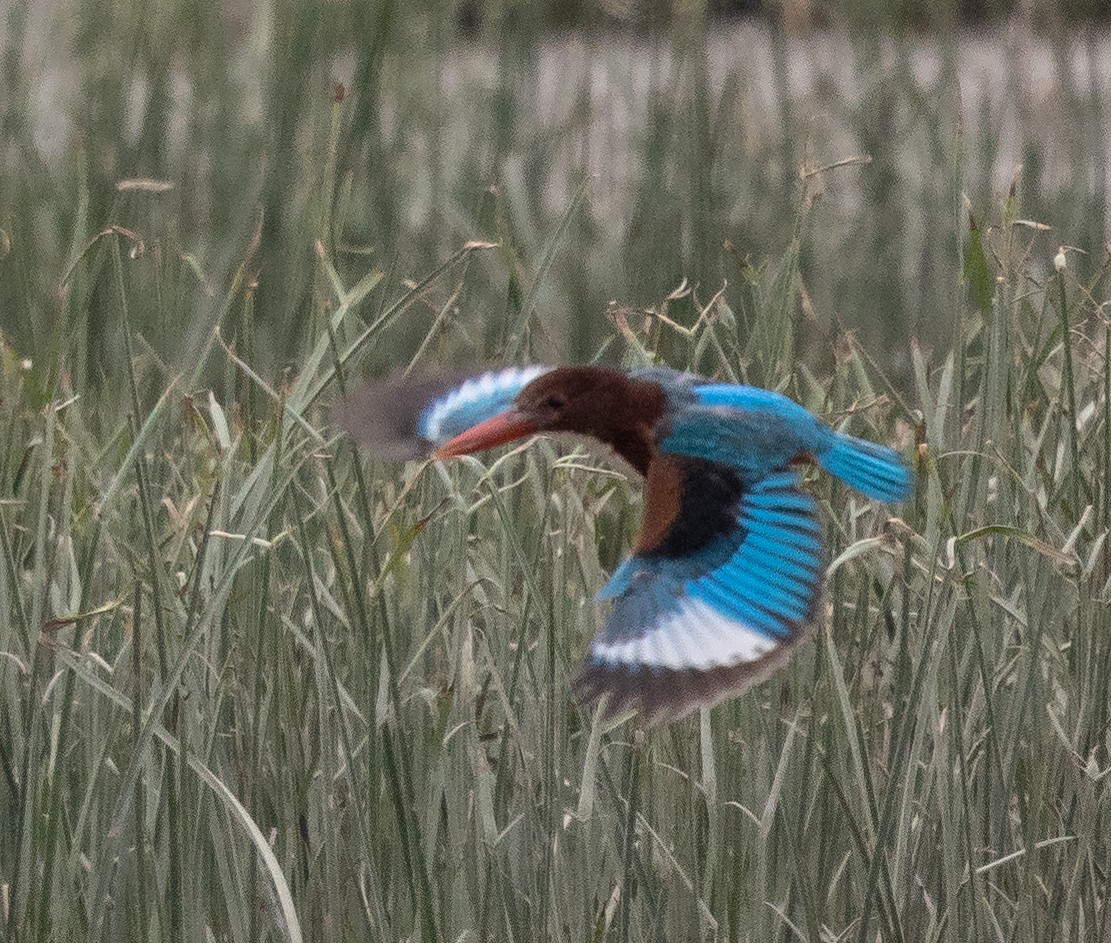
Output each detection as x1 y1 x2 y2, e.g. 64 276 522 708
335 366 550 458
575 460 822 722
658 382 911 502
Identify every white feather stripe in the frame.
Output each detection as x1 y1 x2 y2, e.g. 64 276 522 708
418 366 550 442
682 601 730 668
664 603 710 670
688 597 775 666
640 628 666 673
695 602 739 668
591 596 776 671
653 625 688 671
602 639 628 667
619 637 642 666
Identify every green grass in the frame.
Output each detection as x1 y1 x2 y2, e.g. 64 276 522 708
2 3 1111 942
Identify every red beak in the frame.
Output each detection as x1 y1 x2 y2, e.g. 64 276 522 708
434 410 539 459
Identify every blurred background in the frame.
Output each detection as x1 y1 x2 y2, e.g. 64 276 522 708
3 5 1111 943
2 1 1107 393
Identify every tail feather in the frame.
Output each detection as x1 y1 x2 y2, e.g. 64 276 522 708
818 433 912 502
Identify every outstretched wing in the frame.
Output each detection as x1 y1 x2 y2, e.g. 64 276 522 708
334 366 550 458
574 456 822 723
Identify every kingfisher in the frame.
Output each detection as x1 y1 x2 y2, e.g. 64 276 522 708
337 365 911 723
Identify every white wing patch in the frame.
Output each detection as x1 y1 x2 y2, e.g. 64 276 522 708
591 595 777 672
418 366 550 443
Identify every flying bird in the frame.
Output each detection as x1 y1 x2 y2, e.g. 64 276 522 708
337 365 911 723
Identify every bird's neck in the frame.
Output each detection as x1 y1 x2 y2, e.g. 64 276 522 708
585 374 665 476
603 426 657 476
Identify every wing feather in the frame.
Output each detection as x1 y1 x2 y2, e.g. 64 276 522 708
575 461 822 723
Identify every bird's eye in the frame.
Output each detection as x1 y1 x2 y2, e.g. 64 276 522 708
545 394 566 410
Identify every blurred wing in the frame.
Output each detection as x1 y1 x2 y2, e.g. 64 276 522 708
575 458 822 723
334 366 550 459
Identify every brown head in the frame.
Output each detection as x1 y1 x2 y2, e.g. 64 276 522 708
435 366 666 475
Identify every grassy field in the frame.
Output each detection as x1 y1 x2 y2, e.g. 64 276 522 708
2 3 1110 942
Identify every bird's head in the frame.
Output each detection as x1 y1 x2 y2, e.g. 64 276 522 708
435 366 659 460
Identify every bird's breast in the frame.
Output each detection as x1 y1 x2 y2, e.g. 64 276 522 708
634 457 684 553
635 455 746 559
